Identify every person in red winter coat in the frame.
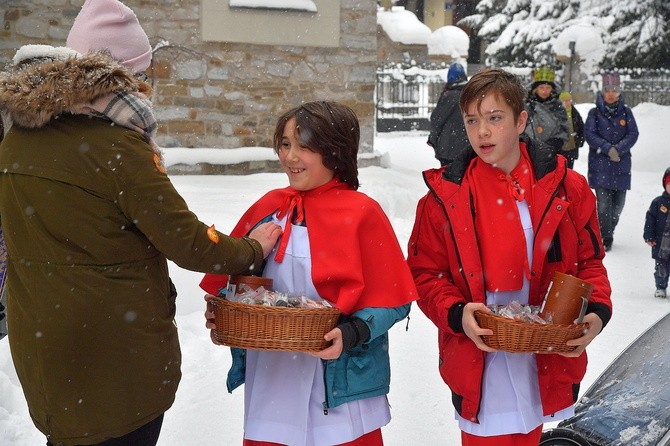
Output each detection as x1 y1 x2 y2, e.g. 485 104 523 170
407 68 612 446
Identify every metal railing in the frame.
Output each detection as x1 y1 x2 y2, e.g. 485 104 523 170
375 64 446 132
620 70 670 106
376 65 670 132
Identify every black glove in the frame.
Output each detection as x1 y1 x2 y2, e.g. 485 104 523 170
338 317 371 351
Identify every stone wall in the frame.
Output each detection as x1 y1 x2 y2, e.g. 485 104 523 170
1 0 378 164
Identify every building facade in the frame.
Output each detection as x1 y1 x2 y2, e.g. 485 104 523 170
1 0 379 166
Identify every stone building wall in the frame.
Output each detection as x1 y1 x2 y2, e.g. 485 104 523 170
0 0 378 168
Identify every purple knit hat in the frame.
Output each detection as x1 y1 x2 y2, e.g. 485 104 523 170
602 72 621 92
66 0 151 73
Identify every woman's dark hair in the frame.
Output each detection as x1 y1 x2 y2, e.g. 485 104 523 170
273 101 360 190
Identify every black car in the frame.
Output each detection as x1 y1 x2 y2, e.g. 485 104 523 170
540 311 670 446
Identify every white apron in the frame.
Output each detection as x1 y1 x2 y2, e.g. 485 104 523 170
458 200 574 436
243 215 390 445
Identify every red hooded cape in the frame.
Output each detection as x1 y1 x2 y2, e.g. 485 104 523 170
200 180 416 315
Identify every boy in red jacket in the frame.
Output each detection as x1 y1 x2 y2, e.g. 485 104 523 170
407 68 612 446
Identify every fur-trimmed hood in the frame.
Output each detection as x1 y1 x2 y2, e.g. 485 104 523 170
0 48 141 129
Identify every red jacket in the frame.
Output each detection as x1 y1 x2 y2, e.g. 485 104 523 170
407 142 612 423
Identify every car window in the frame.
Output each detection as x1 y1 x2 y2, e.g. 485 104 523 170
560 312 670 445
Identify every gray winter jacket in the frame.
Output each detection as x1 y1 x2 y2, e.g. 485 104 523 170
523 92 570 162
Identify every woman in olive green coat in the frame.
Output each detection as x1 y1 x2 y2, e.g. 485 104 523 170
0 44 280 446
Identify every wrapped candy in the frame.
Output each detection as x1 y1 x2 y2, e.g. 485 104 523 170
227 285 334 309
490 300 548 324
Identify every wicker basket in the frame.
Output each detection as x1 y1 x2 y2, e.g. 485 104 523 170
211 296 341 352
474 311 588 354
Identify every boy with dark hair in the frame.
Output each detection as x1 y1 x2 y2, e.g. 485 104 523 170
408 68 612 445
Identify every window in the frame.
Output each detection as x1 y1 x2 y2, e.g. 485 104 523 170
202 0 340 48
229 0 317 13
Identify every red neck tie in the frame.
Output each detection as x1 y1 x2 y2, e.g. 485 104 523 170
274 192 305 262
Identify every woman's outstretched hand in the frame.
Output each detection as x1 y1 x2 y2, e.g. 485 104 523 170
249 221 283 258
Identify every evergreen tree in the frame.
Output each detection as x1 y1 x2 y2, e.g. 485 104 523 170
601 0 670 69
460 0 580 67
462 0 669 70
459 0 513 61
459 0 510 35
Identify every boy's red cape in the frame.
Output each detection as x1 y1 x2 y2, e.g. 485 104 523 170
200 179 417 315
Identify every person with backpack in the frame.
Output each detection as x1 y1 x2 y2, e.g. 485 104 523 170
427 62 470 166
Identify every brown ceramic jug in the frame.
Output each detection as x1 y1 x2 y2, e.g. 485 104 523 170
539 271 593 325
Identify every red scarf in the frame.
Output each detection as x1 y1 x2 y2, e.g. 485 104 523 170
200 179 417 315
469 143 535 292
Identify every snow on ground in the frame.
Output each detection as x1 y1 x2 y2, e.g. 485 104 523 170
1 102 669 445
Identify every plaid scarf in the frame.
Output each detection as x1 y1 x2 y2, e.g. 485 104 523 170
69 91 164 168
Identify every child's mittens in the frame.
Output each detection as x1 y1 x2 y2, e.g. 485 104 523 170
608 146 621 162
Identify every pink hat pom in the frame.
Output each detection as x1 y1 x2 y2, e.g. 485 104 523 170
66 0 151 73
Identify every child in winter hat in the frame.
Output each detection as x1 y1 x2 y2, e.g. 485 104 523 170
643 167 670 298
447 62 468 86
66 0 152 74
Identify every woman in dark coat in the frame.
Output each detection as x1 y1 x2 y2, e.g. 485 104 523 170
0 2 280 442
585 72 639 251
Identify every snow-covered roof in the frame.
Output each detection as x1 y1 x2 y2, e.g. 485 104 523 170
377 6 431 45
427 26 469 58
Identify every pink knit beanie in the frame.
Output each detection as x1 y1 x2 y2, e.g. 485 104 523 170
66 0 151 73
